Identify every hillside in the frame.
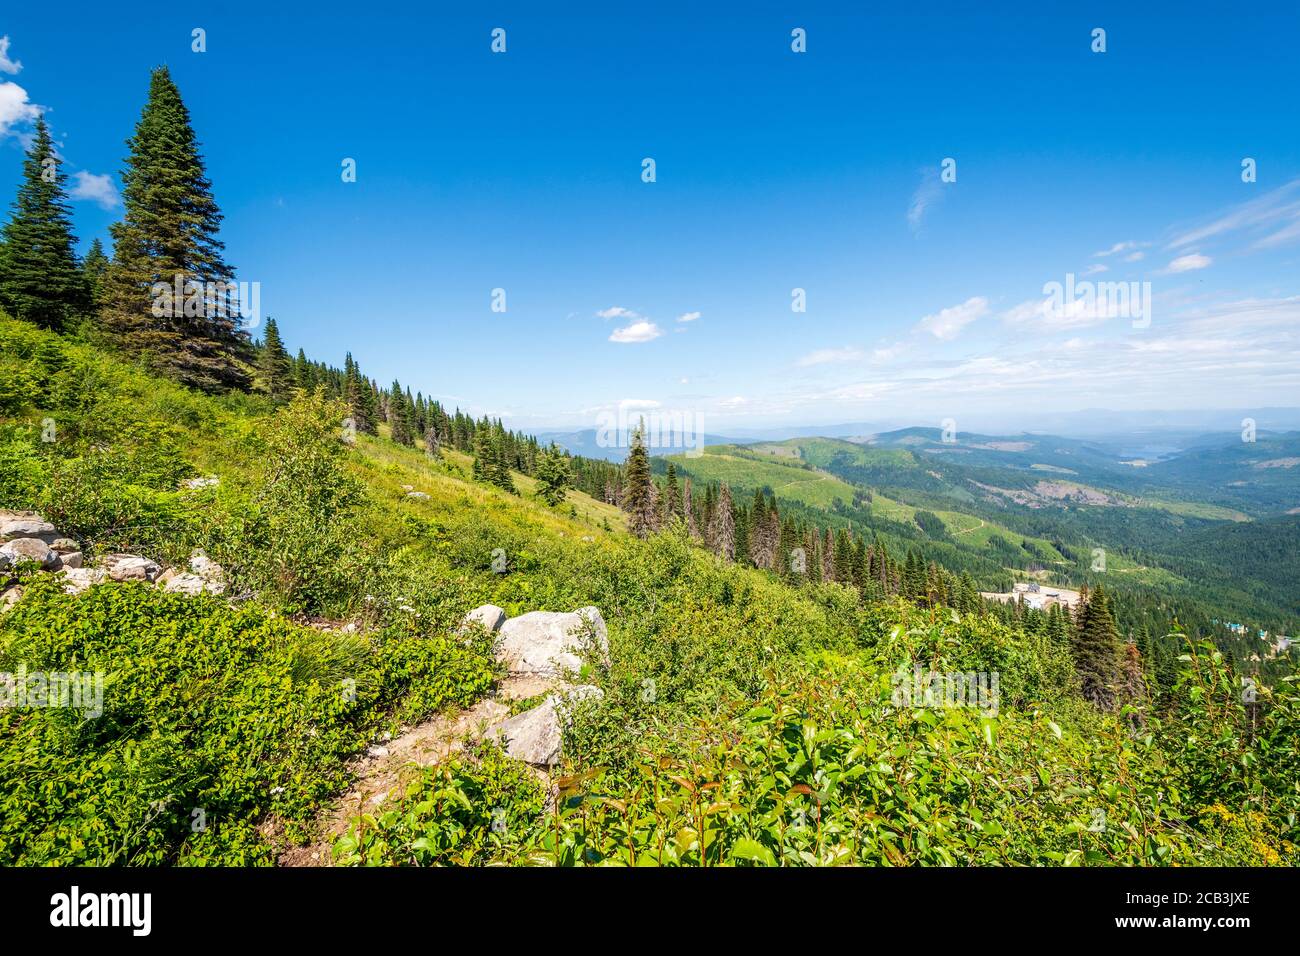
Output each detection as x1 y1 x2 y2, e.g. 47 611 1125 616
663 432 1298 645
3 314 1299 866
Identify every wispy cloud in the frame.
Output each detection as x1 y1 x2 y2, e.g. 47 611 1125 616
676 311 701 323
596 306 640 320
907 167 944 233
70 170 120 209
1092 240 1138 258
797 346 865 367
917 296 989 340
1167 179 1300 250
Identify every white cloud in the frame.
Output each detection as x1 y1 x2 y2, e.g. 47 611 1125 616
1167 179 1300 250
677 311 701 323
0 37 21 75
1165 253 1212 273
596 306 640 320
1124 251 1145 262
917 296 989 340
70 170 120 209
1092 240 1138 258
718 396 748 409
797 346 864 367
618 399 660 410
609 320 662 343
1082 263 1108 276
0 79 40 138
908 168 944 233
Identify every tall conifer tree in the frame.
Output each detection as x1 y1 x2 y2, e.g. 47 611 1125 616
0 117 88 330
102 66 251 392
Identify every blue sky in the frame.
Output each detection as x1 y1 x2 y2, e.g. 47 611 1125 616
2 2 1299 433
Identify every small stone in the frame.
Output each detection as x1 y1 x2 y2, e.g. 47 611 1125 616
50 538 81 554
58 551 83 570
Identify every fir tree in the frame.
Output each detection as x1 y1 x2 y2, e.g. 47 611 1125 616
709 483 736 560
82 237 109 309
387 379 413 445
1072 585 1123 710
102 67 251 392
257 316 292 400
0 117 88 330
535 443 571 505
623 421 654 538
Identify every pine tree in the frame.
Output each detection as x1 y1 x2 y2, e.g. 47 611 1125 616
82 237 109 309
1072 586 1123 710
102 66 251 392
535 443 571 505
623 422 654 538
471 425 492 481
683 477 699 540
257 316 292 400
664 462 681 520
0 117 89 330
709 483 736 560
388 380 413 445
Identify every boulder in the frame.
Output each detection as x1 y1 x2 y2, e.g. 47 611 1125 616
50 538 81 554
0 586 22 612
487 685 602 766
97 553 161 583
59 567 107 595
162 572 211 596
58 551 83 570
180 476 220 490
0 515 56 542
405 491 430 500
0 537 60 570
494 607 609 677
189 551 225 585
461 604 506 633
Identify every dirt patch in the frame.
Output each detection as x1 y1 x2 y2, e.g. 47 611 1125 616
277 675 553 867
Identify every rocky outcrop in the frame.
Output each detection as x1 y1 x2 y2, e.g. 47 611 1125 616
487 685 603 766
0 510 228 604
180 475 220 490
494 606 609 677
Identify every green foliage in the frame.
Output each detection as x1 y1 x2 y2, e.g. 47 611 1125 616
0 577 497 865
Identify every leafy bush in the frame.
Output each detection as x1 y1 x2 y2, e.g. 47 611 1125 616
0 577 497 865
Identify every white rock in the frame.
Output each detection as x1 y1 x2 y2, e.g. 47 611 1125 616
181 476 220 490
50 538 81 554
0 516 56 542
494 607 609 677
405 491 430 500
59 567 107 594
162 572 210 596
461 604 506 633
488 685 603 766
58 551 83 570
0 537 60 570
1 586 22 612
97 553 162 582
